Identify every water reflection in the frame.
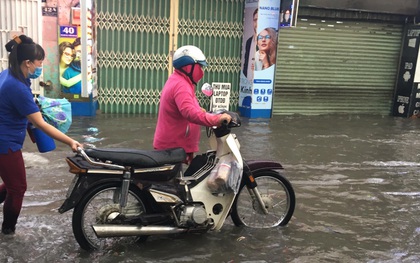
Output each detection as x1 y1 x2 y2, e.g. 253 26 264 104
0 114 420 262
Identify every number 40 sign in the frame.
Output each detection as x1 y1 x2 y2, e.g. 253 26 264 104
60 25 78 38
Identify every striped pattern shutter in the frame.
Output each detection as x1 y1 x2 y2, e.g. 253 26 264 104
96 0 171 114
273 17 403 115
95 0 244 114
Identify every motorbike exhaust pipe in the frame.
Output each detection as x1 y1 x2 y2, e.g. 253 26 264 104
92 224 188 238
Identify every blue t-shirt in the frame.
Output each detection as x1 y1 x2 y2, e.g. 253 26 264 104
0 69 40 153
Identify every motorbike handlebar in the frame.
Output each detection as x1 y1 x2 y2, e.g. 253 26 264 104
210 110 241 128
77 147 83 153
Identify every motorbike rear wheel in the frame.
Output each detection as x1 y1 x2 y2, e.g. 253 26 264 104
72 183 149 250
231 170 295 228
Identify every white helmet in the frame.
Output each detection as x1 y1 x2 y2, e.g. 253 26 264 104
173 45 208 69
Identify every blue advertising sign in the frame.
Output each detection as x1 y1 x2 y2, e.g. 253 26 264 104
59 25 78 38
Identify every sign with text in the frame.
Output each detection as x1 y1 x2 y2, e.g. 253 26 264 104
59 25 78 38
211 82 231 112
42 7 58 17
392 25 420 118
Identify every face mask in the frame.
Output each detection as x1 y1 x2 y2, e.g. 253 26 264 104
180 64 204 85
182 64 204 83
28 66 43 79
191 64 204 84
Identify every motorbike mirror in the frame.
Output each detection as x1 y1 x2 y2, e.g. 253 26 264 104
201 83 213 97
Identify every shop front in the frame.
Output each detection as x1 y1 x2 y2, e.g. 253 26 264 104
272 7 406 115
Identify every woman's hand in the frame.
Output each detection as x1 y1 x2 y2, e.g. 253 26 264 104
218 113 232 126
259 51 270 69
70 140 83 152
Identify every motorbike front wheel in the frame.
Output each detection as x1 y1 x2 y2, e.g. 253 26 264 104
231 170 295 228
72 183 149 250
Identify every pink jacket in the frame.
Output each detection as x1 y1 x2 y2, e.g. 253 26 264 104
153 70 220 153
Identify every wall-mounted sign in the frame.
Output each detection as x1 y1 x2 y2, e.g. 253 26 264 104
42 7 58 17
59 25 78 38
71 7 81 25
392 25 420 117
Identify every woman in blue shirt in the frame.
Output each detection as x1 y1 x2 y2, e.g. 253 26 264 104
0 35 82 235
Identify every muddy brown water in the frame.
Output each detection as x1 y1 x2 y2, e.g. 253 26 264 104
1 114 419 262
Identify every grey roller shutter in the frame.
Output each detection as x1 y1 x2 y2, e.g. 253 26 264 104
273 17 403 115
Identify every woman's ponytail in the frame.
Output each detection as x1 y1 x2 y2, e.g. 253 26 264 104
4 34 44 84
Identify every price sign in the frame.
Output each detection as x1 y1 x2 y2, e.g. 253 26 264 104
60 26 78 38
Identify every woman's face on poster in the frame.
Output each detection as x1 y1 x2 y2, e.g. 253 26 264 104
61 47 74 65
257 29 272 52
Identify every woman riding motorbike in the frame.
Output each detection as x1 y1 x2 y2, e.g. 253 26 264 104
153 45 231 164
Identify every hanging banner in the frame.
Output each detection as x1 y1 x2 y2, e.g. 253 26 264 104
392 25 420 118
57 0 97 116
280 0 299 27
57 0 95 100
239 0 281 118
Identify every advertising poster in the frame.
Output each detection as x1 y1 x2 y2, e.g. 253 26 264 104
58 0 95 101
239 0 281 118
279 0 299 27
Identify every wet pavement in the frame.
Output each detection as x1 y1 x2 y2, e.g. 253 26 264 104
1 113 420 262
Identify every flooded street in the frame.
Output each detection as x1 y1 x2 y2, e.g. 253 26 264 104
1 114 420 262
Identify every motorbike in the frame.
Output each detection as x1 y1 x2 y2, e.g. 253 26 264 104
58 86 296 251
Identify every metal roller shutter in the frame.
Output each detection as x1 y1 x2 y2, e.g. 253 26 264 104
95 0 243 114
273 17 403 115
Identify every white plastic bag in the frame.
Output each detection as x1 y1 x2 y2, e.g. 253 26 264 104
228 160 241 194
207 158 241 194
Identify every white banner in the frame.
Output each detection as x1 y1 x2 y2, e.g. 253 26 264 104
211 82 231 112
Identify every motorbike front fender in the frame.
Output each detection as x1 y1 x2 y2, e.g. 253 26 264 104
242 160 283 188
245 160 283 172
58 174 122 214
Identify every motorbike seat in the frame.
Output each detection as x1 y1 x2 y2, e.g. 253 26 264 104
84 147 186 168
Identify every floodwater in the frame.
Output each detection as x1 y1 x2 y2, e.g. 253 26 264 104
1 113 420 262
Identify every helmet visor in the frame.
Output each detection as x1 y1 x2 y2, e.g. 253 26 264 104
197 60 208 67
